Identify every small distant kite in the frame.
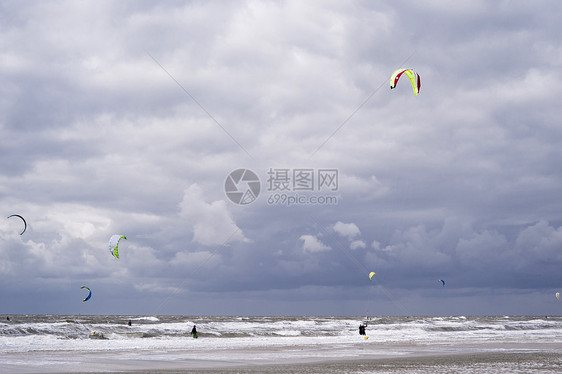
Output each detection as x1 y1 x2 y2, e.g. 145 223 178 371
556 292 560 300
81 286 92 302
369 272 376 280
439 279 445 287
7 214 27 235
108 235 127 259
390 68 421 95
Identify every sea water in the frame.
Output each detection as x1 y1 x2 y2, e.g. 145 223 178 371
1 315 562 350
1 315 561 373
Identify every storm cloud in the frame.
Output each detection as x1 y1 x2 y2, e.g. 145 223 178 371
1 0 561 316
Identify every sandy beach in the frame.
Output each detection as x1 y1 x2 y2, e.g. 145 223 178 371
2 341 561 374
178 351 562 374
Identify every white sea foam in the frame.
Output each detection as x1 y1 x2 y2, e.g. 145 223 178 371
1 315 561 355
131 316 160 322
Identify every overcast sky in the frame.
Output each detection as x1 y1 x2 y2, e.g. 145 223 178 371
1 0 562 316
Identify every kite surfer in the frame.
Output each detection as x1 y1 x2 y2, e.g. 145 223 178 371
359 323 366 335
191 325 198 338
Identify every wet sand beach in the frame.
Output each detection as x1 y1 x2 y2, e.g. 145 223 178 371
170 352 562 374
3 341 561 374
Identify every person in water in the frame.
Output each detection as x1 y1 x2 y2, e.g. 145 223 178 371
128 320 132 326
359 323 366 335
191 325 198 338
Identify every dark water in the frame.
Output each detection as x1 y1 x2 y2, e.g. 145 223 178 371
2 314 561 340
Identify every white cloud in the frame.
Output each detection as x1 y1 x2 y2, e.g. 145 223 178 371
178 184 248 246
299 235 331 253
333 221 361 239
350 240 366 250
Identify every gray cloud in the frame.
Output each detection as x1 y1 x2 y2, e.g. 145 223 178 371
1 0 561 316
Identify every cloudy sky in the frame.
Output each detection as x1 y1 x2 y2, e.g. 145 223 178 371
1 0 562 316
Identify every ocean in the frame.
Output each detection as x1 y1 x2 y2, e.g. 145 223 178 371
1 315 561 373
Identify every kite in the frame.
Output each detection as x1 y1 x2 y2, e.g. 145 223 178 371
7 214 27 235
556 292 560 300
109 234 127 259
81 286 92 302
369 272 375 280
390 68 421 95
439 279 445 287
